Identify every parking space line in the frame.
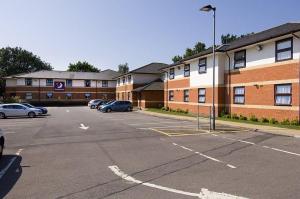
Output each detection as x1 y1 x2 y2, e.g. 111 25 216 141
109 165 247 198
148 128 170 137
129 121 189 126
213 134 300 158
0 148 23 180
172 143 236 169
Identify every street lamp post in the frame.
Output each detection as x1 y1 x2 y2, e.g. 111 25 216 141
200 4 216 130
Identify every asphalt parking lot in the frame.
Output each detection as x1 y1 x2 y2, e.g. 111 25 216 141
1 107 300 199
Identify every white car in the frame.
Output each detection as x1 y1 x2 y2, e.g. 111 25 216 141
88 99 103 109
0 103 43 119
0 129 4 159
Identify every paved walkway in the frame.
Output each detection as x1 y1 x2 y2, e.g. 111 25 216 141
139 110 300 137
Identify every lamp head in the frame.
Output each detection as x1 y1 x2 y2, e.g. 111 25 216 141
200 5 216 12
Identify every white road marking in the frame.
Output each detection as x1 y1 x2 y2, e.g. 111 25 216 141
213 135 300 158
226 164 237 169
137 125 196 129
3 131 16 135
294 135 300 138
79 123 89 130
109 165 247 198
66 109 70 113
129 121 189 126
180 146 193 152
0 148 23 180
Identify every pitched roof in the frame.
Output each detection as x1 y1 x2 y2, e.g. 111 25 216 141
5 69 120 80
164 22 300 69
132 79 163 92
115 63 168 78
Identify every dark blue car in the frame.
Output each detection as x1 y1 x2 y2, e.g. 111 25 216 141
21 103 48 114
100 101 132 112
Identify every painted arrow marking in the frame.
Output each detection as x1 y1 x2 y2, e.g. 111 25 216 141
109 165 248 199
79 123 89 130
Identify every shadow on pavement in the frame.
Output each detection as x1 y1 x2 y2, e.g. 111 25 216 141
0 155 23 198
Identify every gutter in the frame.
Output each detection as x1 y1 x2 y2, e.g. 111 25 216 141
225 51 231 115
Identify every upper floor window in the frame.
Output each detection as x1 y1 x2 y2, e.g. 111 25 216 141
102 80 108 87
127 75 132 83
198 88 206 103
184 64 190 77
198 58 207 74
276 38 293 62
183 89 189 102
46 79 53 86
169 90 174 101
85 80 91 87
275 84 292 106
169 68 175 80
234 50 246 69
66 79 72 87
122 77 125 84
25 78 32 86
234 86 245 104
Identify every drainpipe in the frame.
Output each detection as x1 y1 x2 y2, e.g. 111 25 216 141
166 71 169 108
225 51 231 115
292 33 300 123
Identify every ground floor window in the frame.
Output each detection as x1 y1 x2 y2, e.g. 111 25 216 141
169 90 174 101
275 84 292 106
198 88 206 103
183 89 189 102
85 93 91 99
25 92 32 100
234 87 245 104
46 92 53 99
66 93 72 99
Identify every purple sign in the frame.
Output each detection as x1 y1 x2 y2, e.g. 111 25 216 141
54 81 65 91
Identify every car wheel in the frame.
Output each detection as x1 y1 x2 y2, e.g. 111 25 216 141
127 107 132 112
28 112 36 118
91 105 95 109
0 112 6 119
107 108 112 113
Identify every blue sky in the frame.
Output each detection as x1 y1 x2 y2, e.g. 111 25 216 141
0 0 299 71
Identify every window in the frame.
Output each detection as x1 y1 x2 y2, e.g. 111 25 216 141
85 93 91 99
85 80 91 87
66 79 72 87
127 75 132 83
169 90 174 101
46 92 53 99
122 77 125 84
234 50 246 69
102 80 108 87
184 64 190 77
198 88 206 103
46 79 53 86
128 92 131 100
183 89 189 102
275 84 292 106
66 93 72 99
25 78 32 86
169 68 175 80
234 87 245 104
276 38 293 62
25 92 32 100
198 58 207 74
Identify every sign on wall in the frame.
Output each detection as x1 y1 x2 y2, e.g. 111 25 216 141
54 81 65 91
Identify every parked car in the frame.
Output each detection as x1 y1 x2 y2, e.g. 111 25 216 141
95 100 108 109
100 101 132 112
21 103 48 114
0 129 4 159
97 100 115 111
0 103 43 119
88 99 104 109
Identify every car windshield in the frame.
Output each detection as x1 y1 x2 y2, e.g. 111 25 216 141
23 103 34 108
105 100 114 105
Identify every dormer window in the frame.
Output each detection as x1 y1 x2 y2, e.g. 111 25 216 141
127 75 132 83
276 38 293 62
184 64 190 77
169 68 175 80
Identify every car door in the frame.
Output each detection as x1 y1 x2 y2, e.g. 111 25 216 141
2 105 12 116
111 101 120 111
12 105 27 116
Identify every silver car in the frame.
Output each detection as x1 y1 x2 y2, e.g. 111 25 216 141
0 103 43 119
88 99 102 109
0 129 4 159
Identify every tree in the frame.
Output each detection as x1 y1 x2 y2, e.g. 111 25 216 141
67 61 100 72
0 47 53 96
118 63 129 74
183 48 194 58
193 42 206 54
172 55 183 63
221 34 238 44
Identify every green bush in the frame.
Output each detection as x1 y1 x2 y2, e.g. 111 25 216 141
239 115 247 120
224 114 231 119
220 110 227 117
290 119 300 126
184 109 189 114
280 119 290 125
269 118 278 124
2 96 21 103
231 113 239 120
249 115 258 122
161 107 166 111
261 117 269 123
165 107 170 111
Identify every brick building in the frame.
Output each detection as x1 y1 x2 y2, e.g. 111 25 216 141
163 23 300 122
4 70 119 104
115 62 168 108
